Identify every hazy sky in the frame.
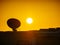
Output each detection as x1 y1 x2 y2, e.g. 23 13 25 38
0 0 60 31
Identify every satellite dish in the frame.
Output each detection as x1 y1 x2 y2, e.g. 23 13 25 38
7 18 21 32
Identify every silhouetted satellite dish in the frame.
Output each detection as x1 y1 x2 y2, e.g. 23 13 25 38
7 18 21 32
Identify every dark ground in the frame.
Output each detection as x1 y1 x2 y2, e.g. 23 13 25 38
0 28 60 45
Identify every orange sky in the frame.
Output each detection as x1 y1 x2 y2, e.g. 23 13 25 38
0 0 60 31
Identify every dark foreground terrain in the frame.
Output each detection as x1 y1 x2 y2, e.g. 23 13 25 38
0 28 60 45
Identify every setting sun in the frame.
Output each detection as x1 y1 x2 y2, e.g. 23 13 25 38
26 18 33 24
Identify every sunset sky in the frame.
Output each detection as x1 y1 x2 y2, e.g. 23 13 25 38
0 0 60 31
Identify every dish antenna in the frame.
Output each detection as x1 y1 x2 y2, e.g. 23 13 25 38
7 18 21 32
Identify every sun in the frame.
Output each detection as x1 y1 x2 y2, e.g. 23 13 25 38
26 18 33 24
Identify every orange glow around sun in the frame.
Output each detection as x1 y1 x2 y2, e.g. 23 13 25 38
0 0 60 31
